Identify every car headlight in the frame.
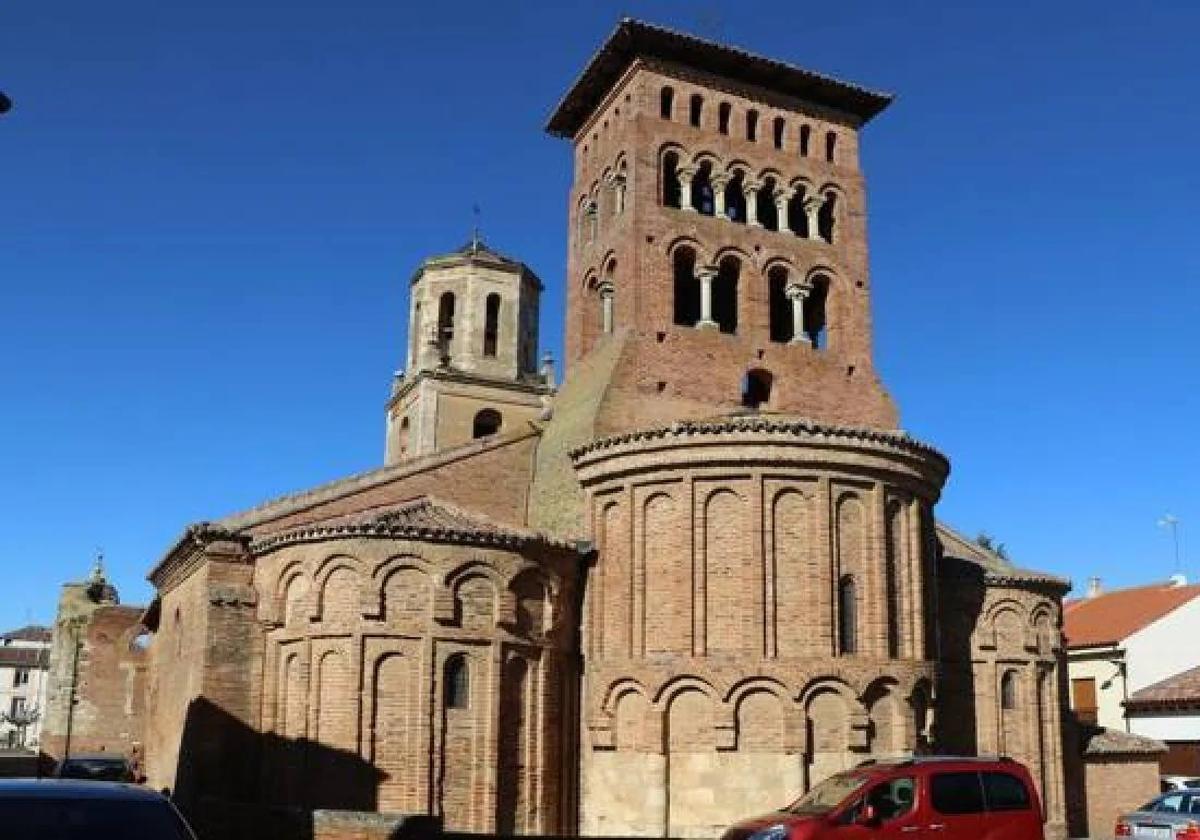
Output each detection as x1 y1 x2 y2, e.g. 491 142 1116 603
747 825 790 840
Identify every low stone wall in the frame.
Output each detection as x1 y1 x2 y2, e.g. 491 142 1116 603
312 810 441 840
1083 756 1161 839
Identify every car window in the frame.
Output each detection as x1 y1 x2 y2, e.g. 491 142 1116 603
1187 780 1200 789
983 772 1031 811
786 772 869 815
1157 793 1185 813
0 798 193 840
931 772 985 815
866 777 917 821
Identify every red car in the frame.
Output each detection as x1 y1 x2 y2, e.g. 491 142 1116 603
722 756 1044 840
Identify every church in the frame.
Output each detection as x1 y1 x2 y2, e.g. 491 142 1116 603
48 19 1080 840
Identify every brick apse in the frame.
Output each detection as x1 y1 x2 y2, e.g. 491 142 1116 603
60 18 1090 840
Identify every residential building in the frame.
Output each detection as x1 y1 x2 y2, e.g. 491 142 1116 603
0 625 51 749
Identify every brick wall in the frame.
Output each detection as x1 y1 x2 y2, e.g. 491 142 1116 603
1084 757 1161 839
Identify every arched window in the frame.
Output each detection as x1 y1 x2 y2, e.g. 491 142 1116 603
718 102 731 135
713 255 739 334
757 177 778 231
483 293 500 357
767 266 792 343
724 171 747 223
472 408 502 439
660 86 675 120
746 109 759 142
773 116 785 149
741 368 773 409
805 274 830 349
818 191 837 243
689 94 703 127
825 130 837 163
838 575 857 654
437 292 455 353
445 654 469 710
786 186 808 237
1001 671 1017 710
800 124 812 157
672 246 700 327
662 151 681 208
691 160 714 215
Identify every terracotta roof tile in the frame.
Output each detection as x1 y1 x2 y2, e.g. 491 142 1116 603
1126 665 1200 711
1079 725 1167 756
1063 582 1200 648
0 648 49 669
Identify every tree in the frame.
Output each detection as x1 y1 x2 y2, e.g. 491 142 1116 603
975 531 1009 560
2 706 40 749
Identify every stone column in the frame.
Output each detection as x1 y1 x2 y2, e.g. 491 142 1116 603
743 180 762 227
586 202 598 242
803 193 825 240
607 171 627 215
598 281 615 334
774 187 793 232
785 280 813 346
710 174 729 218
696 265 719 329
677 166 696 212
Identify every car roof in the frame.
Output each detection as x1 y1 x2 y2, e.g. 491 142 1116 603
0 780 162 801
61 753 128 761
858 755 1023 772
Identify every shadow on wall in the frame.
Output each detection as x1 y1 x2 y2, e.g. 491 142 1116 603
171 697 434 840
936 557 987 755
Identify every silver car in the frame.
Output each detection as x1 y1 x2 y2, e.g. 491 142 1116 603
1116 790 1200 839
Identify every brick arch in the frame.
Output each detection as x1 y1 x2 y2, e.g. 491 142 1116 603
756 166 785 184
724 676 790 706
369 555 434 625
508 566 553 638
600 677 652 716
690 149 722 168
797 675 861 709
710 245 753 268
787 174 816 193
310 554 365 622
665 235 710 267
264 558 310 625
444 562 505 630
723 159 752 178
652 674 720 708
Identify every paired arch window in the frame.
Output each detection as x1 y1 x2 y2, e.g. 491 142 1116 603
483 293 500 357
472 408 502 439
838 575 858 654
671 248 737 334
445 654 470 710
660 86 674 120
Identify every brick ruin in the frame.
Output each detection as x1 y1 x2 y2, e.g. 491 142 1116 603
39 17 1163 840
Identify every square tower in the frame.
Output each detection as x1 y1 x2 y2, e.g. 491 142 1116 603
547 19 900 431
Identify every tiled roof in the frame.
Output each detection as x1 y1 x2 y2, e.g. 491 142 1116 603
0 647 49 669
936 524 1069 589
1079 725 1167 756
1126 664 1200 712
1 625 51 643
546 18 891 137
1064 582 1200 648
251 497 580 555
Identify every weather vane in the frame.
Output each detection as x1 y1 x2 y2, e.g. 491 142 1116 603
471 203 482 252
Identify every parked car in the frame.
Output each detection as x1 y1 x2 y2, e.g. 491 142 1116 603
0 779 196 839
55 752 136 782
1116 790 1200 838
721 756 1044 840
1162 776 1200 793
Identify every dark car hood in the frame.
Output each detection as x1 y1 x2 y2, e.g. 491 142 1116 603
722 811 821 840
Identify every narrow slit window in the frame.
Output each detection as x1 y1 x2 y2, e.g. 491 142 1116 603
838 575 857 654
800 124 811 157
746 109 759 142
445 654 469 710
689 94 703 127
483 293 500 357
773 116 785 149
660 86 675 120
825 130 837 163
718 102 731 135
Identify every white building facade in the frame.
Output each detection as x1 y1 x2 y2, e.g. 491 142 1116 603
0 626 52 750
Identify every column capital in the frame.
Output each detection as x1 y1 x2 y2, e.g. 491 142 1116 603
696 265 719 282
773 185 794 202
710 173 730 189
596 280 615 298
742 179 763 195
676 165 697 181
803 193 826 212
785 279 814 300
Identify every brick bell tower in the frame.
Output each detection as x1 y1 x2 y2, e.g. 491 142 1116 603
547 18 899 433
546 21 950 839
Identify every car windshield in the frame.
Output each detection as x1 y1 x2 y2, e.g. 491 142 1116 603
59 759 129 781
0 798 193 840
785 773 869 815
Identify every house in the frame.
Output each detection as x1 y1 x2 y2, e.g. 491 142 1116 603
0 625 52 749
1064 577 1200 734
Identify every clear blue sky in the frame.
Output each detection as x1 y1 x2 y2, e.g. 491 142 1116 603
2 0 1197 630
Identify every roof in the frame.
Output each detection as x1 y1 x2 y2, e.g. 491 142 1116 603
0 647 48 669
1078 725 1168 757
1126 664 1200 712
1 625 50 643
546 18 892 138
411 235 541 289
936 523 1070 590
0 780 161 801
251 496 580 555
1064 581 1200 648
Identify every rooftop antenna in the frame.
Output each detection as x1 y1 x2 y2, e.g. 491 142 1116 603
1158 514 1182 574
